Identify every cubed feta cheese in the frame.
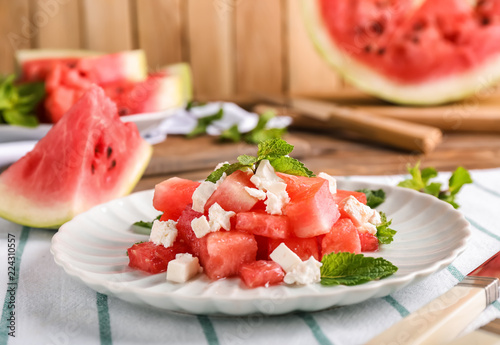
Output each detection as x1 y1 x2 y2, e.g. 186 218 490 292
191 215 211 238
149 219 178 248
208 202 235 231
369 210 382 226
283 257 322 285
166 253 201 283
244 187 266 200
192 181 217 213
341 195 377 227
357 222 377 235
270 243 303 272
318 172 337 194
249 160 290 215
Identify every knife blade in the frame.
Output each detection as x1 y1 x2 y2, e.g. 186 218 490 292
366 251 500 345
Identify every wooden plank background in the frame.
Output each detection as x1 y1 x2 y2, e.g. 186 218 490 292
0 0 346 99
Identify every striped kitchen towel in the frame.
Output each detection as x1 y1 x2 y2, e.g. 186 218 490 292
0 168 499 345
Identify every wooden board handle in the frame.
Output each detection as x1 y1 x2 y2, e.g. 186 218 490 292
254 99 443 153
366 277 499 345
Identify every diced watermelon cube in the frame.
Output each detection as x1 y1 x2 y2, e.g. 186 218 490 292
333 190 367 205
127 241 191 274
235 211 292 239
359 232 379 252
276 173 325 199
321 218 361 257
268 238 320 261
239 260 285 288
176 206 206 257
205 170 259 213
201 231 258 280
285 180 340 238
153 177 201 221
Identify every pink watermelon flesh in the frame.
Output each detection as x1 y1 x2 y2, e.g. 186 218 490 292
319 0 500 84
0 85 152 228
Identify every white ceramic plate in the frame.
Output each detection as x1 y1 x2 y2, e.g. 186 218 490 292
0 109 177 143
51 181 471 315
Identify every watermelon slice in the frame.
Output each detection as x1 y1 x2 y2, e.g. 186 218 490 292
15 49 191 123
0 85 152 228
303 0 500 105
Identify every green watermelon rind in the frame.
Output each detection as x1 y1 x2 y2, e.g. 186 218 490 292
302 0 500 105
164 62 193 105
0 138 152 229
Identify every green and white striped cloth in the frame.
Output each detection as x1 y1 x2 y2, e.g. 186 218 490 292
1 169 499 345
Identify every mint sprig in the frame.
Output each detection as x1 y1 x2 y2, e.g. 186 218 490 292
357 189 386 208
398 163 472 208
320 252 398 286
132 214 162 234
205 138 314 183
187 108 224 138
0 75 45 127
376 212 397 245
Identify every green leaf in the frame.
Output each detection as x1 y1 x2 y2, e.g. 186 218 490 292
398 162 425 190
269 156 314 177
448 166 473 196
422 182 442 197
244 127 286 145
2 109 38 127
421 167 438 184
132 215 162 234
257 138 294 159
237 154 258 166
376 212 397 245
357 189 386 208
219 124 241 142
187 108 224 138
205 162 252 183
320 252 398 286
185 100 206 111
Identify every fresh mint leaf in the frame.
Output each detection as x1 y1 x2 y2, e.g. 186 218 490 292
219 124 241 143
320 252 398 286
187 108 223 138
205 162 252 183
0 75 43 127
244 127 286 145
237 154 258 166
448 166 473 196
132 215 162 234
398 162 472 209
257 138 294 159
357 189 386 208
185 100 206 111
376 212 397 245
423 182 442 197
269 156 314 177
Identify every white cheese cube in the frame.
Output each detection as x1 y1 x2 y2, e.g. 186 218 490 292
357 222 377 235
340 195 377 227
250 160 283 190
369 210 382 226
249 160 290 215
191 216 211 238
270 243 303 272
149 220 178 248
244 187 266 200
166 253 201 283
284 257 322 285
318 172 337 194
192 181 217 213
207 203 235 231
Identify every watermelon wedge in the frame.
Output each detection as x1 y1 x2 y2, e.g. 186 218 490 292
15 49 191 123
303 0 500 105
0 85 152 228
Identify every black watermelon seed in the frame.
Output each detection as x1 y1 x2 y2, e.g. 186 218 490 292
109 159 116 171
377 48 386 55
481 17 491 26
107 146 112 158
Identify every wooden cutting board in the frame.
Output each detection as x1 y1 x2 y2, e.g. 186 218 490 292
143 134 312 177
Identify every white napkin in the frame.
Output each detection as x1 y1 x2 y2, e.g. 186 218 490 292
0 102 292 166
1 169 499 344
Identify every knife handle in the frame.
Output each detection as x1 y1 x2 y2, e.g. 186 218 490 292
366 277 499 345
446 318 500 345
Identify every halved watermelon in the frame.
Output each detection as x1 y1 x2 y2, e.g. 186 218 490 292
0 85 152 228
303 0 500 105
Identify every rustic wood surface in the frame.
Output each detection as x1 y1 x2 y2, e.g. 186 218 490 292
133 129 500 192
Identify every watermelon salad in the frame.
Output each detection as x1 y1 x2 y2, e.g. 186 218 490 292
14 49 192 124
128 139 398 288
